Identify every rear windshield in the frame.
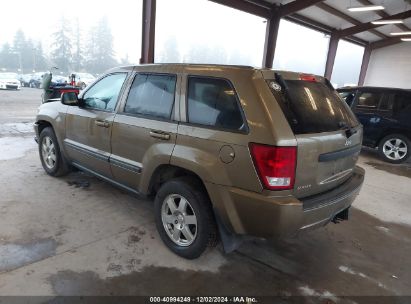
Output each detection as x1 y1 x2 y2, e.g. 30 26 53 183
268 78 359 134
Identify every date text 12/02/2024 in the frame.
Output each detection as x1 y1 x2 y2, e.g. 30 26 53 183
149 297 258 303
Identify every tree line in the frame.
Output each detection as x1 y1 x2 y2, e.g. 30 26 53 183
0 16 130 75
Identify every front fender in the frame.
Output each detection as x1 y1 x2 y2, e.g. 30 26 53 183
36 103 69 154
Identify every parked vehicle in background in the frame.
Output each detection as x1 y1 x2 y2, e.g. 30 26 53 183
338 86 411 163
73 72 96 89
20 74 33 87
34 64 364 259
0 73 21 90
39 75 67 88
29 72 47 88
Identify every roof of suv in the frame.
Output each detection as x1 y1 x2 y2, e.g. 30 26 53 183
338 86 411 92
117 63 256 71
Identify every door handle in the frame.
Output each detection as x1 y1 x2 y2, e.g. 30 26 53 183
150 130 170 140
95 120 110 128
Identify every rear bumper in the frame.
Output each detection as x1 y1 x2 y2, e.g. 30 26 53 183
206 166 365 238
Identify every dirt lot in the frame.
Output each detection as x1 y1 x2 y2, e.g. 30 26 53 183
0 88 410 302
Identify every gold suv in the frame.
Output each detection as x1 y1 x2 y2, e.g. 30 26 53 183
34 64 365 259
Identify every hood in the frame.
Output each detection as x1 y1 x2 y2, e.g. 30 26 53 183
0 78 20 83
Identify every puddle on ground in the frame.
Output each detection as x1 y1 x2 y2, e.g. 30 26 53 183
0 122 34 136
0 238 57 272
0 137 36 161
45 209 411 298
48 257 290 297
365 161 411 178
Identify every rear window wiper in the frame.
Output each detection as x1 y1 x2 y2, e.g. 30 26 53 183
338 121 357 138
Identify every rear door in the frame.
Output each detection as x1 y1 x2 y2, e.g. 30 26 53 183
264 72 362 198
109 72 180 191
352 89 386 145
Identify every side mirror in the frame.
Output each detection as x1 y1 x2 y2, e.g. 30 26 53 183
61 92 80 106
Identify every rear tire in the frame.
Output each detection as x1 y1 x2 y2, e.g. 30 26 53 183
38 127 71 176
378 134 410 164
154 177 218 259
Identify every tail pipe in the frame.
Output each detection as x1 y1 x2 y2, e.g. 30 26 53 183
332 207 350 224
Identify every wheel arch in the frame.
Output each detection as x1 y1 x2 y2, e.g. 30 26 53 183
146 164 208 198
36 120 54 135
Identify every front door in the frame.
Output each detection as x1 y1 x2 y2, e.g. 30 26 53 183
64 73 128 177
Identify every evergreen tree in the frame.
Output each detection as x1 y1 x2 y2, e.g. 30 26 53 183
72 18 83 71
120 53 131 65
51 15 73 72
85 16 117 73
12 29 26 72
0 43 15 71
34 42 48 71
159 36 180 63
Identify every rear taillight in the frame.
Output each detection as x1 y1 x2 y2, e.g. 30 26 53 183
249 143 297 191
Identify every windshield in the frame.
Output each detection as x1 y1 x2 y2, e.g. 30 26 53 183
268 78 359 134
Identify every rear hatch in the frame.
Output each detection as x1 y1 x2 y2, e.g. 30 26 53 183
262 70 362 198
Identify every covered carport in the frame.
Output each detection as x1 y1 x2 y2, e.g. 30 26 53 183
0 0 411 301
141 0 411 88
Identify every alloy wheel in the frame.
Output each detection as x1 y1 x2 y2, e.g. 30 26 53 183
41 136 57 169
382 138 408 161
161 194 198 247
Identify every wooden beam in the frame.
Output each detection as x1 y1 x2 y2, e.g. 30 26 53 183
262 12 281 68
358 45 372 86
324 33 339 80
279 0 325 17
284 13 368 46
141 0 156 64
208 0 271 18
356 0 411 32
338 10 411 38
370 37 407 50
316 2 387 39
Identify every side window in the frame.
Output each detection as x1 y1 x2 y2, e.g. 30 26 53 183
187 77 245 131
379 94 394 111
83 73 127 111
339 91 355 107
394 93 411 114
124 74 177 119
356 91 383 109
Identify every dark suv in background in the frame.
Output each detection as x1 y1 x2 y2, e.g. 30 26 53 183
338 86 411 163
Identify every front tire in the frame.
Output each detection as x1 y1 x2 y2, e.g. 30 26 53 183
38 127 70 176
154 177 218 259
378 134 410 164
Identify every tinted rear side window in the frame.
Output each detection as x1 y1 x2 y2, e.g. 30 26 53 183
356 91 383 108
124 74 176 119
394 92 411 113
187 77 245 131
268 78 358 134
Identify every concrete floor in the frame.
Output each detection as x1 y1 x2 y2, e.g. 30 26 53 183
1 88 411 301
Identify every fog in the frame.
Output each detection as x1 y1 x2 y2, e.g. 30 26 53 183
0 0 364 84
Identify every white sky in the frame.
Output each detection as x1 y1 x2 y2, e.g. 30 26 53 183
0 0 142 62
0 0 364 84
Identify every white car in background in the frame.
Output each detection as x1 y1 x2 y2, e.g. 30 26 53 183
73 72 96 89
0 73 21 90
